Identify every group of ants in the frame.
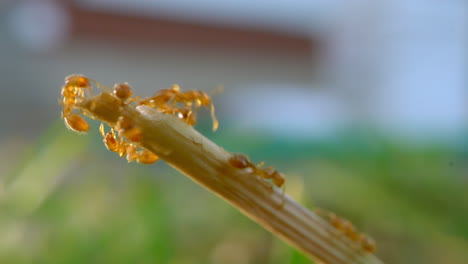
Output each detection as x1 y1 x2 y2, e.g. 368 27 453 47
61 74 376 255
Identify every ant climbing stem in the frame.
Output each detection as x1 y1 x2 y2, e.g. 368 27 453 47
61 74 94 133
60 74 217 165
64 74 104 95
261 166 287 207
99 122 159 165
137 84 219 131
228 153 287 207
228 153 286 189
108 82 160 164
99 123 120 153
61 74 114 133
315 208 377 254
61 75 160 165
178 90 218 131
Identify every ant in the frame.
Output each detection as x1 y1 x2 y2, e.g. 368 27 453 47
99 123 159 164
228 153 286 189
61 74 113 133
175 90 218 131
138 85 190 121
138 84 180 110
60 75 159 165
62 75 219 165
316 209 377 254
138 84 219 131
61 74 93 133
115 115 144 143
101 82 159 164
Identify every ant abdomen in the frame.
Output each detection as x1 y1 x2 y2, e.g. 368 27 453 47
228 154 251 169
136 150 159 164
113 82 133 100
64 74 91 89
64 114 90 133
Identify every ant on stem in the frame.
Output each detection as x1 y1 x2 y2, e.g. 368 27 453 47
315 208 377 254
228 153 286 190
138 84 219 131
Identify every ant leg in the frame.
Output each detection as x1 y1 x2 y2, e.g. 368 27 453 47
90 79 102 90
126 96 140 104
99 123 106 138
126 144 138 162
210 103 219 131
100 123 122 153
276 183 287 209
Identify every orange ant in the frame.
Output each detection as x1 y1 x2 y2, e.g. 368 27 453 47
138 84 219 131
116 115 144 143
64 74 92 91
256 163 286 189
138 84 182 115
99 123 159 164
175 90 218 131
61 74 94 133
62 75 224 166
61 75 159 165
98 83 159 164
316 209 377 254
228 153 286 189
138 84 180 107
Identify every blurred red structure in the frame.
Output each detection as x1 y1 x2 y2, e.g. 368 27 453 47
67 4 321 57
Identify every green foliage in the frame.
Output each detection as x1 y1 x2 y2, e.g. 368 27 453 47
289 249 313 264
1 123 467 263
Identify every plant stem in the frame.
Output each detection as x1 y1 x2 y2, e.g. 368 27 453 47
78 92 384 264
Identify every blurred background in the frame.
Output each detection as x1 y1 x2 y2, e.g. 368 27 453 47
0 0 467 263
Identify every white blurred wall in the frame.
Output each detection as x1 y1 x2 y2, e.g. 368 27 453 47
326 0 468 140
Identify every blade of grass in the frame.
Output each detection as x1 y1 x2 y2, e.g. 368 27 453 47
77 92 384 264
